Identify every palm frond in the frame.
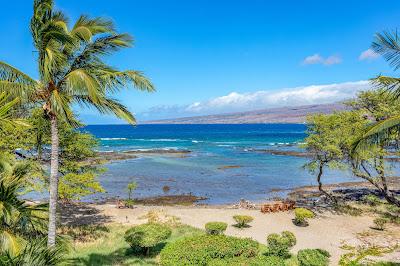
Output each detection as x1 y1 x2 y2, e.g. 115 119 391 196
0 238 66 266
76 96 136 124
371 75 400 99
71 15 115 41
64 69 102 103
372 30 400 70
352 115 400 152
100 70 155 93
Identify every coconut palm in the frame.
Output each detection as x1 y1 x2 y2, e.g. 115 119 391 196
353 30 400 149
0 0 154 246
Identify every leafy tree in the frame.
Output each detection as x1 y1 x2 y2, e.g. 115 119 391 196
353 30 400 149
304 111 367 203
0 0 154 246
305 90 400 206
58 124 105 201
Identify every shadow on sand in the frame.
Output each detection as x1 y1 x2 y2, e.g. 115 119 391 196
59 203 112 226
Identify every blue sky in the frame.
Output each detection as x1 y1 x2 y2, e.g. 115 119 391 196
1 0 400 123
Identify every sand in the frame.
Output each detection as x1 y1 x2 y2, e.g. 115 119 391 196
79 203 400 265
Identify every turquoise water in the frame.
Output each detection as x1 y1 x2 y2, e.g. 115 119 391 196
81 124 356 204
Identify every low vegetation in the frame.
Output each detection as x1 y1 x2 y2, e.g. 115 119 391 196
124 223 172 255
233 215 254 228
373 217 389 231
266 231 296 258
293 208 314 226
297 249 330 266
205 222 228 235
159 234 260 265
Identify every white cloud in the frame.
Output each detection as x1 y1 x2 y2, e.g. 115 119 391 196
359 48 380 61
303 54 323 65
140 80 371 120
302 53 342 65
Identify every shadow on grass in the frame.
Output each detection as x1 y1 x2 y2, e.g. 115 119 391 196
70 243 168 266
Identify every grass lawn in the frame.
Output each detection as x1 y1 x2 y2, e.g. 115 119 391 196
66 224 204 266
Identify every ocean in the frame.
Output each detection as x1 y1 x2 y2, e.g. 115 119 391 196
81 124 356 204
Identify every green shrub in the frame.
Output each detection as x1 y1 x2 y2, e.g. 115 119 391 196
159 234 259 265
205 222 228 235
123 199 135 208
294 208 314 226
208 255 285 266
124 223 171 255
362 195 382 206
373 217 389 230
297 249 330 266
233 215 254 228
266 231 296 258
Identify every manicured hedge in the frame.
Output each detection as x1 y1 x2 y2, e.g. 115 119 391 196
159 234 259 265
124 223 171 255
205 222 228 235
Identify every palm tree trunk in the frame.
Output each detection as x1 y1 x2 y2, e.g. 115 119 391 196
47 115 59 247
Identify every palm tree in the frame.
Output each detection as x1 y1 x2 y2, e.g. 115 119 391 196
0 0 154 247
353 30 400 149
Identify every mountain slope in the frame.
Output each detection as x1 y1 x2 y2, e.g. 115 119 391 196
142 103 347 124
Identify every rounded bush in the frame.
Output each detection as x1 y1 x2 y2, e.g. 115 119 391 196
294 208 314 226
373 217 388 230
297 249 330 266
205 222 228 235
266 231 296 258
124 223 171 255
159 234 259 265
233 215 254 228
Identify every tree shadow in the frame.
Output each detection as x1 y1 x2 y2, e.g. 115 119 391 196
333 188 400 202
59 202 112 226
232 224 252 229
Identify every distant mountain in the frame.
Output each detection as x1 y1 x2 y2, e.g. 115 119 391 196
142 103 348 124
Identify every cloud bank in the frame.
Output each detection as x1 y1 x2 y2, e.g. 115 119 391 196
140 80 371 120
302 53 342 65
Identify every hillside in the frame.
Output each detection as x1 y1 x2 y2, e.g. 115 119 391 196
142 103 347 124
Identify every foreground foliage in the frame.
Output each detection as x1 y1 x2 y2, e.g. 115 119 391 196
0 239 66 266
266 231 296 258
297 248 330 266
0 153 47 256
159 234 259 265
68 224 202 265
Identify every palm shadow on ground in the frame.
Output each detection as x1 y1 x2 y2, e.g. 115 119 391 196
59 203 112 226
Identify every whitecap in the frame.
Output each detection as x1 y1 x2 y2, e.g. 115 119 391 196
100 137 127 140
